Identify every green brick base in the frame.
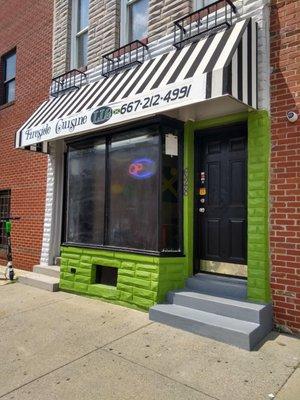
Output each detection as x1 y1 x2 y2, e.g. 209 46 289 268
60 246 186 310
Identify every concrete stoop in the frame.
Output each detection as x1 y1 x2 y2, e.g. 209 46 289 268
18 265 60 292
33 265 60 278
149 273 273 351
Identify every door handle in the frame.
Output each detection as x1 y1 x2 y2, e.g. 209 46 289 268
199 208 205 213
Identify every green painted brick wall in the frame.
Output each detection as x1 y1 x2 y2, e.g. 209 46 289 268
60 247 186 310
247 110 270 302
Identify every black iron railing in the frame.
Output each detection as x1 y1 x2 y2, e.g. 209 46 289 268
102 40 148 78
173 0 237 49
51 69 87 97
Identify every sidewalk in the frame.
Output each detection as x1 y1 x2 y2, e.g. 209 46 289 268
0 282 299 400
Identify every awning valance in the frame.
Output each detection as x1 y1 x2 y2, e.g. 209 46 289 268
16 17 257 151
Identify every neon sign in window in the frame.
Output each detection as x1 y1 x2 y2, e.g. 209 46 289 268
128 158 156 180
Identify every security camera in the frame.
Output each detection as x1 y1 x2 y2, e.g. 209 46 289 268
286 111 298 123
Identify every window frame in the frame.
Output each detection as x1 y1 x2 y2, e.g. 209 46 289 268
71 0 89 69
1 49 16 106
120 0 149 46
62 116 184 256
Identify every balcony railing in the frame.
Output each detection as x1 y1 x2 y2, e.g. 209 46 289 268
102 40 148 78
173 0 237 49
51 69 87 97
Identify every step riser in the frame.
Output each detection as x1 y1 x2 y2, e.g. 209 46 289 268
33 266 60 279
18 276 59 292
167 292 263 324
150 308 254 350
186 278 247 299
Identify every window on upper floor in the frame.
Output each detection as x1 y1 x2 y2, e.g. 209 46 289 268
120 0 149 45
194 0 216 10
71 0 89 69
1 50 16 105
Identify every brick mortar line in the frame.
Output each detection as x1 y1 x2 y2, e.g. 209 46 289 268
0 321 154 399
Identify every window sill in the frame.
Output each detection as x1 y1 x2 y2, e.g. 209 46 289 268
61 242 184 258
0 100 15 111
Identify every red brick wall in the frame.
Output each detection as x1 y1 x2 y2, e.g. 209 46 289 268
0 0 53 270
270 0 300 332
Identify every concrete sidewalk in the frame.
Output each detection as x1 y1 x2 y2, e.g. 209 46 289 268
0 283 299 400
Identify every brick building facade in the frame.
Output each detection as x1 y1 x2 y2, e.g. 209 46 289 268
270 0 300 332
0 0 53 270
10 0 300 345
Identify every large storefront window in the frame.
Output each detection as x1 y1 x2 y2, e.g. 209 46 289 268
64 118 183 254
108 130 159 250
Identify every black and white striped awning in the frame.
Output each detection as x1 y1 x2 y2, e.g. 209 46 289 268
16 18 257 151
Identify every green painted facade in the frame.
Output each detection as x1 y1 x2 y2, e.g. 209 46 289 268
60 109 271 309
60 247 186 310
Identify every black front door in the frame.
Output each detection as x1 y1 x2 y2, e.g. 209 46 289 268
195 124 247 277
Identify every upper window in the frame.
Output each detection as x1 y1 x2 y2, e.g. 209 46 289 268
120 0 149 45
1 50 16 105
0 190 11 249
71 0 89 69
194 0 215 10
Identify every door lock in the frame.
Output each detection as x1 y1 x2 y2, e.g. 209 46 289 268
199 207 205 213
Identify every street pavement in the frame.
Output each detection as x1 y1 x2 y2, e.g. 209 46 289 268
0 282 299 400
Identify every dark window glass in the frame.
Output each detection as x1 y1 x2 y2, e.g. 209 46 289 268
2 50 16 104
64 120 183 254
0 190 11 249
161 132 180 251
4 79 15 103
66 139 105 244
108 129 159 250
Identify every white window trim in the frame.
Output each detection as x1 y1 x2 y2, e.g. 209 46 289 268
120 0 148 46
70 0 89 69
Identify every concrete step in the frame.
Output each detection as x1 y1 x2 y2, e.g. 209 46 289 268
186 273 247 300
149 304 266 351
18 272 59 292
167 290 273 324
33 265 60 278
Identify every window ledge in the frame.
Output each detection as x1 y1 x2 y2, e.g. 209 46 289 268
0 101 15 111
61 242 184 257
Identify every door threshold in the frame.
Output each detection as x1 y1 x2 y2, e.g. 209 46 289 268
199 260 247 278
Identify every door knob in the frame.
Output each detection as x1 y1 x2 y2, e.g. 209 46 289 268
199 208 205 213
